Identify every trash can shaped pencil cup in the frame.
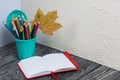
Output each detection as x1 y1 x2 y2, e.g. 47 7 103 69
15 37 36 60
6 10 36 60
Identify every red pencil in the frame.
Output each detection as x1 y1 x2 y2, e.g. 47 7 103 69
25 23 29 40
35 22 40 35
31 22 40 38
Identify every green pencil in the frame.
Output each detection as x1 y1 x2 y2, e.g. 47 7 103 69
28 25 31 39
22 30 25 40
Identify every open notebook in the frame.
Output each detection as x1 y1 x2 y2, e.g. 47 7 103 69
17 52 78 79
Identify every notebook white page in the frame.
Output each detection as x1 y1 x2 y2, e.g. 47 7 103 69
18 56 50 78
42 53 76 71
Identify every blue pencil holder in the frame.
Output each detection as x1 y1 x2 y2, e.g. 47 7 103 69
15 37 36 60
6 10 27 32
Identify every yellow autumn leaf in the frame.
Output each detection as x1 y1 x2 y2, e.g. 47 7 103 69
30 8 44 26
44 10 58 23
39 10 58 29
30 8 62 35
42 22 62 35
39 16 45 29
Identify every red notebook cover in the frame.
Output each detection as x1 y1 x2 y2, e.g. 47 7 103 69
17 52 79 80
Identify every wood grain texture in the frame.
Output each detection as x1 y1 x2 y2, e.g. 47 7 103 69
0 43 120 80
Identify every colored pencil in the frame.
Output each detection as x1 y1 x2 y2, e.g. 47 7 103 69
23 23 29 40
19 26 24 40
3 21 12 33
31 24 36 38
28 25 31 39
11 20 19 38
33 22 40 38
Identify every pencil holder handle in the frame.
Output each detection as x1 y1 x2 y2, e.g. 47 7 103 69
15 37 36 60
6 10 27 33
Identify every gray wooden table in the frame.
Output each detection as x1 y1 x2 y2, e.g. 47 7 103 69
0 43 120 80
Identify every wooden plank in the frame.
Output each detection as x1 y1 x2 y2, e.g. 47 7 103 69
0 42 16 52
79 66 120 80
35 43 63 56
0 43 120 80
0 45 18 68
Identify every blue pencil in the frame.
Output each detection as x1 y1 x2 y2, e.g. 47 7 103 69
19 18 23 26
3 21 12 33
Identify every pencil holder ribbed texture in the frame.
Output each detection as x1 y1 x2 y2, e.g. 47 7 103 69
15 37 36 60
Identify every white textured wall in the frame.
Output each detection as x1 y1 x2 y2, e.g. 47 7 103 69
22 0 120 70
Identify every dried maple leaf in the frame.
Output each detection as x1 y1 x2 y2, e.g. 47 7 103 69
30 8 62 35
30 8 44 26
42 22 62 35
44 10 58 23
